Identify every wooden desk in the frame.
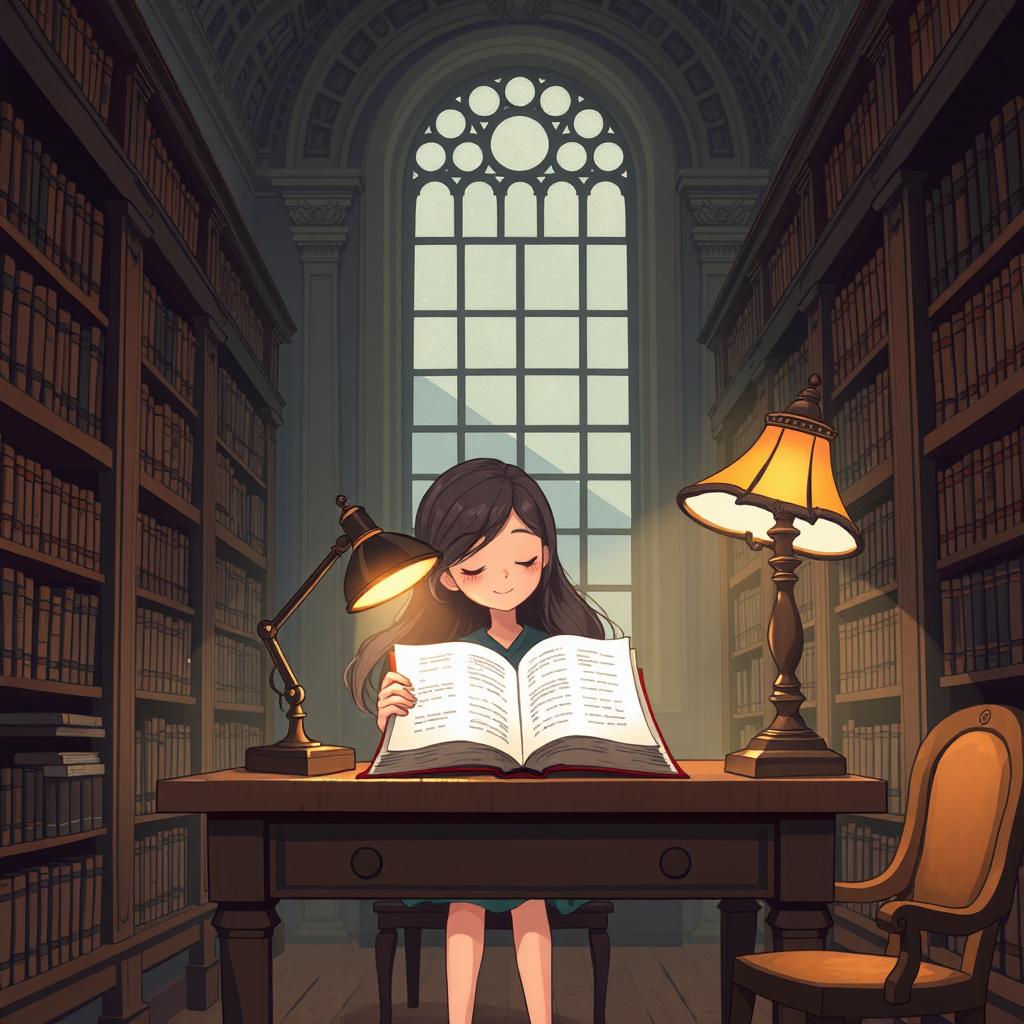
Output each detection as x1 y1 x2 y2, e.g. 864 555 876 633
159 760 885 1024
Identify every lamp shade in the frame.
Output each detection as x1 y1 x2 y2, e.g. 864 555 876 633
678 375 861 559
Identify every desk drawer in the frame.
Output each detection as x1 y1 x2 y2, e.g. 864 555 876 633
268 822 773 899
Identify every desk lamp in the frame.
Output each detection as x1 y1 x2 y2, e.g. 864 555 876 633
245 494 441 776
677 374 862 778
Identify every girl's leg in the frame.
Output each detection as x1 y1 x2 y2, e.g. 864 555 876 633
510 899 553 1024
446 902 487 1024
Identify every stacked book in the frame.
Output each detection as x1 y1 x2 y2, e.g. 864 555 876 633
0 711 102 738
134 718 191 816
1 752 104 845
134 826 187 927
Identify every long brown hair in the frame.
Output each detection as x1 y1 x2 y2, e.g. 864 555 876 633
343 458 621 713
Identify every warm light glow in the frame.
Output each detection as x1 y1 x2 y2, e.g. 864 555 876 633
350 556 440 611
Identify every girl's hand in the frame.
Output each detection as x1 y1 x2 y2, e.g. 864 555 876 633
376 670 416 733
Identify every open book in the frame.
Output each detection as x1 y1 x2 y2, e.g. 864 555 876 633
362 635 685 778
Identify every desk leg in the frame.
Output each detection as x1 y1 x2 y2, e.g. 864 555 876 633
212 901 280 1024
719 898 760 1024
764 901 832 1024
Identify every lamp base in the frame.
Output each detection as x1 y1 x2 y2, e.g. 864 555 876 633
245 742 356 776
725 732 846 778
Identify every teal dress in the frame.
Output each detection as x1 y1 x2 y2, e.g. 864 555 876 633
401 623 589 916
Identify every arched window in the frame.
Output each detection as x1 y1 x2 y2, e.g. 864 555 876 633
406 71 635 636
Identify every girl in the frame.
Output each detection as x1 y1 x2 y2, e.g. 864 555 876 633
344 458 619 1024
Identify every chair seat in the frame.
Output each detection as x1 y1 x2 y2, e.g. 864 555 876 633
733 951 975 1019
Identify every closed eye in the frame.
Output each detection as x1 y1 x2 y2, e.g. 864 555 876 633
516 556 538 567
459 566 485 576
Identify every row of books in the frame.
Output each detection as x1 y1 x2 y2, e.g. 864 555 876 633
940 557 1023 674
1 254 105 437
209 232 265 363
137 513 190 607
126 90 199 255
730 537 761 578
937 425 1021 559
924 97 1024 300
995 861 1024 980
837 498 895 605
142 382 195 504
795 577 814 625
0 101 104 298
215 631 264 706
837 821 897 922
801 636 817 704
929 256 1023 424
215 558 262 634
218 365 267 482
767 188 814 307
0 753 103 846
214 720 263 771
837 606 900 694
16 0 113 122
135 718 191 816
734 653 764 717
840 720 905 814
737 721 759 748
0 438 101 570
0 853 103 987
833 366 891 491
215 451 266 554
717 291 762 395
909 0 979 90
142 275 197 404
823 57 897 219
765 342 808 414
134 827 188 927
731 584 762 654
0 570 97 685
830 246 888 384
136 606 192 697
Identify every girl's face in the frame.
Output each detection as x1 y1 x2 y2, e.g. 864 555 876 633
439 508 550 612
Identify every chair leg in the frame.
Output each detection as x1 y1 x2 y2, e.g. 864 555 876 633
588 926 610 1024
954 1009 985 1024
728 983 755 1024
375 927 397 1024
404 927 422 1008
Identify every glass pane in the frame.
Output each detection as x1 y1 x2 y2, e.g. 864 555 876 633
588 590 631 638
465 375 517 426
555 533 580 582
525 375 578 425
587 182 625 237
538 479 580 528
465 244 516 310
463 181 497 237
415 182 454 237
588 432 631 473
587 317 628 368
413 375 458 425
587 480 631 528
544 181 579 236
524 432 579 474
588 534 631 584
412 432 457 474
505 182 537 236
525 244 578 310
414 245 456 310
586 246 627 310
411 479 433 525
465 431 517 462
465 317 516 368
525 317 579 368
414 317 457 368
587 376 629 425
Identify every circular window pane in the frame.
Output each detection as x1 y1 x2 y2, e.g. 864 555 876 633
556 141 587 172
453 141 484 171
593 141 623 171
435 109 466 139
490 116 549 172
416 142 446 172
573 109 604 139
505 76 536 106
540 85 571 117
468 85 500 116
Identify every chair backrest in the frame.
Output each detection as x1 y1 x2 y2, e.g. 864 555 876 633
879 705 1024 980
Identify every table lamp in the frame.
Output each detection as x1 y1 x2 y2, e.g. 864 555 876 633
677 374 862 778
245 494 441 776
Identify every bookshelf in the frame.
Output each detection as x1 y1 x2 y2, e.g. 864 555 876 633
0 0 292 1019
701 0 1024 1015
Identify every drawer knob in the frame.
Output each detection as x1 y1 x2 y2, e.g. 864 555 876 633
351 846 383 879
660 847 691 879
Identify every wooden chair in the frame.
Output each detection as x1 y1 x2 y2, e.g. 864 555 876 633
728 703 1024 1024
373 899 613 1024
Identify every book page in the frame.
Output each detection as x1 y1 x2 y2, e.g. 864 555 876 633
386 642 523 762
518 635 661 761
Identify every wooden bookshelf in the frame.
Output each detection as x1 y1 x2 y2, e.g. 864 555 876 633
0 0 292 1018
701 0 1024 1010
